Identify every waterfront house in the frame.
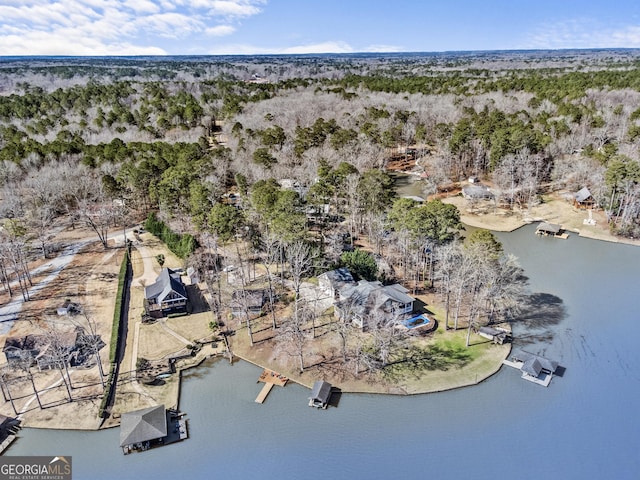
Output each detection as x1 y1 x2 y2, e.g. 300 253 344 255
318 268 355 299
334 280 414 329
574 187 596 209
144 268 188 318
308 380 332 409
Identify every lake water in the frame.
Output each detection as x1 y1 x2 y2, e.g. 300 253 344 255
7 224 640 480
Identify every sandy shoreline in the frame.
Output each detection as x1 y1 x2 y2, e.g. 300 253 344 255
443 192 640 246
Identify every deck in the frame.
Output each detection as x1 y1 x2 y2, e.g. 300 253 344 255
255 369 288 403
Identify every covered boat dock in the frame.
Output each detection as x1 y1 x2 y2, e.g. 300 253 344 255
308 381 332 409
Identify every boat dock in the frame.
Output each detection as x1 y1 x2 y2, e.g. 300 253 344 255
255 369 288 404
0 435 17 454
502 351 560 387
535 222 569 239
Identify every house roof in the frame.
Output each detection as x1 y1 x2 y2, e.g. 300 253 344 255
462 185 494 199
144 268 187 303
319 268 355 289
337 280 414 320
309 380 332 403
575 187 593 203
119 405 167 447
231 289 266 309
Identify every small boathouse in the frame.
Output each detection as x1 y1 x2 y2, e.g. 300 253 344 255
308 381 332 409
120 405 188 454
535 222 569 239
503 352 560 387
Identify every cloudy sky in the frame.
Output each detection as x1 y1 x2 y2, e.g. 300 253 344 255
1 0 640 56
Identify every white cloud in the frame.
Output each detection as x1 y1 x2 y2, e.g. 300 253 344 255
0 0 266 55
207 0 264 17
206 25 236 36
207 41 405 55
524 19 640 49
362 44 404 53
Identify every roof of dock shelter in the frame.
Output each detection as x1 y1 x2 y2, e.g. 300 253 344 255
309 380 332 403
536 222 561 234
514 352 558 375
119 405 167 447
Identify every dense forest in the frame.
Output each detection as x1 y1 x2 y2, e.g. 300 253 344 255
1 50 639 374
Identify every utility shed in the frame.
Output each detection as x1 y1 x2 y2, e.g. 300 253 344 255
308 381 332 409
120 405 168 452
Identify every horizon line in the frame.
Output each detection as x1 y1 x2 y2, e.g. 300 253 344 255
1 47 640 60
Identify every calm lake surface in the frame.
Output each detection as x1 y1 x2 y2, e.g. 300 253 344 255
7 224 640 480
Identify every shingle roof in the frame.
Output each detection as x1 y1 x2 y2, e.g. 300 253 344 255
337 280 414 318
319 268 355 288
309 381 332 403
119 405 167 447
514 351 558 375
144 268 187 303
575 187 592 203
537 222 561 234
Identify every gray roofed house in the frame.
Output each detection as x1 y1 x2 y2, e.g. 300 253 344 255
144 268 188 318
462 184 494 200
119 405 168 449
574 187 596 208
308 380 332 409
318 268 355 299
335 280 414 329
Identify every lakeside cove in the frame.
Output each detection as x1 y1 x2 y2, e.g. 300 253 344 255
4 182 639 433
4 221 640 480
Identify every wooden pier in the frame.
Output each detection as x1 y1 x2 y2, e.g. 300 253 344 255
0 435 16 454
255 369 288 404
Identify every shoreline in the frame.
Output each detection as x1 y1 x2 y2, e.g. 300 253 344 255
441 193 640 246
9 192 638 434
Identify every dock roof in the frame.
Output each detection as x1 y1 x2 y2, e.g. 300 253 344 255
119 405 167 447
309 380 332 404
514 352 558 375
536 222 561 234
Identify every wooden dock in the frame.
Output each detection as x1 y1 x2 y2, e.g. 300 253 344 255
0 435 16 454
255 383 275 404
255 369 288 403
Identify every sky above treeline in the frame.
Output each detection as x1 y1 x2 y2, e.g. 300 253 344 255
1 0 640 56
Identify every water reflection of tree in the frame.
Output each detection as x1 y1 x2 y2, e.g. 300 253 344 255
510 292 567 345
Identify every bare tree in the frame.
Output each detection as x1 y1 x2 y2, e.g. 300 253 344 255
277 305 313 373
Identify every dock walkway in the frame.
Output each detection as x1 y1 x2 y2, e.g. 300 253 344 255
0 435 16 455
254 369 288 403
